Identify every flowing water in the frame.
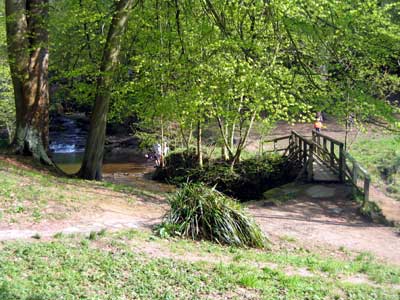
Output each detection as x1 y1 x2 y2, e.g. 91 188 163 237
49 115 173 193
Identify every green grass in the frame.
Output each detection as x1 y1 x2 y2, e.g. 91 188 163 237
164 234 400 286
0 158 162 223
350 135 400 200
0 156 399 299
0 230 398 300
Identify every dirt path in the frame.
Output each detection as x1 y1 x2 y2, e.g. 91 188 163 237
0 191 168 241
0 165 399 265
247 183 400 265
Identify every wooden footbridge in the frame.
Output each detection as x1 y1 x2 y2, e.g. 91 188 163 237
265 130 371 203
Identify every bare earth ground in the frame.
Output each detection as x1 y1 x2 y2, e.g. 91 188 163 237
0 169 169 240
1 164 399 266
0 120 399 267
247 183 400 265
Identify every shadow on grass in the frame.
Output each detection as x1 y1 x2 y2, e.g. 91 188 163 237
0 284 46 300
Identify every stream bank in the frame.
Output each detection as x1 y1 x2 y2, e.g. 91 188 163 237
49 114 173 193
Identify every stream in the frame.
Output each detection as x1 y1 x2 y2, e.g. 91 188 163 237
49 114 173 193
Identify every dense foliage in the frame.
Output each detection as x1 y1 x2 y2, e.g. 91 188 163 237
158 183 266 248
0 3 14 143
155 150 294 200
2 0 400 170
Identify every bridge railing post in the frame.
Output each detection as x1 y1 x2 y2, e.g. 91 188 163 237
312 130 316 143
289 134 294 155
322 138 327 161
330 142 335 168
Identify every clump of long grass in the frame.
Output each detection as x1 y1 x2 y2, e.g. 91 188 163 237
157 183 266 248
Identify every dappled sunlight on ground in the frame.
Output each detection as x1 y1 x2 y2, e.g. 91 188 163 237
1 156 399 267
247 183 400 265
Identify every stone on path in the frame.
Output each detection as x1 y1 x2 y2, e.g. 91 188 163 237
306 185 336 199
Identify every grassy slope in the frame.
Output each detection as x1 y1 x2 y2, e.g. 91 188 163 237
0 157 157 224
350 135 400 200
0 157 399 299
0 230 399 300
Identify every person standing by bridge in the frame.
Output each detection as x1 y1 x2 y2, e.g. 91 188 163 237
314 118 323 132
314 111 324 132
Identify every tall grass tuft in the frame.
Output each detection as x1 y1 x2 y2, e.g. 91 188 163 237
158 183 266 248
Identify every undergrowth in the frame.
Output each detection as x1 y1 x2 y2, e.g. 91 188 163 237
157 183 266 248
154 150 294 200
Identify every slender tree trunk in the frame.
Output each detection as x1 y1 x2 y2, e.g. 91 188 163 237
216 116 234 159
230 122 235 151
221 123 229 160
221 145 226 160
187 122 193 150
180 125 188 150
197 120 203 168
222 144 228 161
160 117 165 168
6 0 51 164
230 111 257 168
79 0 135 180
180 122 193 152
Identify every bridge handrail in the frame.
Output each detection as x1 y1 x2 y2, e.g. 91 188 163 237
292 130 312 145
262 135 291 153
263 135 291 143
312 130 345 182
344 152 371 204
312 130 343 146
344 152 371 180
262 130 370 205
296 130 370 204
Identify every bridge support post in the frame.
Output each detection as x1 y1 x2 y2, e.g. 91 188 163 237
352 163 358 195
364 177 370 204
339 144 345 182
307 144 314 181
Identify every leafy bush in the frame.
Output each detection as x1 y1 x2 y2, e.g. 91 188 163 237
154 150 294 200
0 138 8 149
152 149 199 182
157 183 266 248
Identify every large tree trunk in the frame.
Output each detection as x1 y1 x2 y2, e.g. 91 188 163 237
79 0 135 180
6 0 51 164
